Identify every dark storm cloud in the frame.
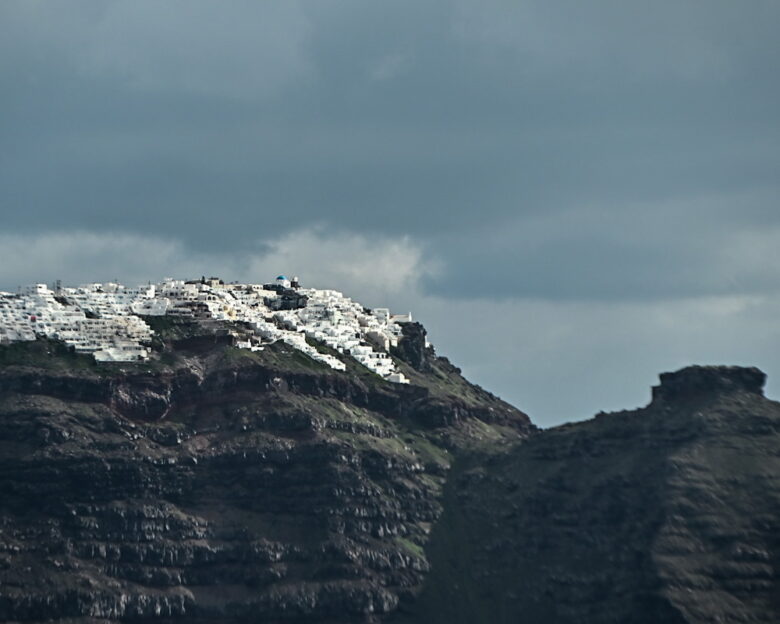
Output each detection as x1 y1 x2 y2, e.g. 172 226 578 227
2 0 780 425
1 0 778 298
425 187 780 301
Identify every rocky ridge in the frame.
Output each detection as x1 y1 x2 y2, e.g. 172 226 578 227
408 365 780 623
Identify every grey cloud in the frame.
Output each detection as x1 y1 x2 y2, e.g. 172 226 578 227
2 1 777 257
0 1 312 99
1 1 779 424
425 189 780 301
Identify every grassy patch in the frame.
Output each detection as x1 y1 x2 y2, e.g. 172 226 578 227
389 353 502 410
139 316 219 348
305 337 390 386
395 536 425 559
405 435 452 469
0 339 98 372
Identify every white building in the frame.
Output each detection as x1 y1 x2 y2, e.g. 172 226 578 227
0 276 412 382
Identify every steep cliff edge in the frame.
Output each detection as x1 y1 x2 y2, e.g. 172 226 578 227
0 319 532 623
408 365 780 624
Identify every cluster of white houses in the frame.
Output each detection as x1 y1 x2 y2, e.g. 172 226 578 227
0 276 412 383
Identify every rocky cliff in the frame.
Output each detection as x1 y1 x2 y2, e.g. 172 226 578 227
0 319 532 623
408 365 780 623
3 319 779 624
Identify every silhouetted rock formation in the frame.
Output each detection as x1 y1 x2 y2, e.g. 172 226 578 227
651 365 766 404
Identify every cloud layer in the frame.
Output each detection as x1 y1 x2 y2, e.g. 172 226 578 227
1 1 778 425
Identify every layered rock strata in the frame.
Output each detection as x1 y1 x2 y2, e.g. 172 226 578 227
0 320 532 623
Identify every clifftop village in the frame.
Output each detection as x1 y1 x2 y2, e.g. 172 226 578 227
0 275 416 384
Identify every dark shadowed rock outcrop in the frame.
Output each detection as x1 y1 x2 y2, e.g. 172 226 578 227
390 324 430 372
651 365 766 403
405 365 780 624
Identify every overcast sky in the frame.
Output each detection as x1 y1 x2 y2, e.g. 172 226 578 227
2 1 779 427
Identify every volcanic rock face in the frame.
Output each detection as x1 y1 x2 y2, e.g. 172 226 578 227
0 323 532 623
3 324 779 624
408 365 780 624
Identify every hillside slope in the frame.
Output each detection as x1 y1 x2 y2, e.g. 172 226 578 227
407 366 780 623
